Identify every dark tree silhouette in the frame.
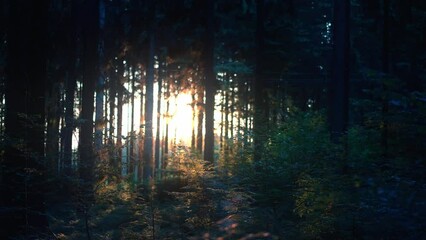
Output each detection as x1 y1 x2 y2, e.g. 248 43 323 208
143 33 155 181
1 0 49 237
203 0 216 164
78 0 99 200
253 0 267 161
329 0 350 142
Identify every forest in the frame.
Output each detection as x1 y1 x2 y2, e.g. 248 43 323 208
0 0 425 239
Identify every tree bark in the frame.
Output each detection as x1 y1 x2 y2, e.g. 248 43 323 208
381 0 390 158
109 73 116 143
191 84 196 150
225 76 229 147
78 0 99 202
164 81 170 169
155 57 163 178
143 33 155 181
117 67 123 174
95 0 106 152
46 77 61 176
129 66 135 177
137 67 145 182
203 0 215 164
220 89 224 150
196 86 204 153
253 0 267 161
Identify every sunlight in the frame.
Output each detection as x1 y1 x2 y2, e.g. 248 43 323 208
167 92 194 145
121 82 197 148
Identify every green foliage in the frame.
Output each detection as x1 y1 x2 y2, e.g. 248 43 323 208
234 111 343 239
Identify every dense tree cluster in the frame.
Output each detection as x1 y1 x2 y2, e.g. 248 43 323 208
0 0 425 239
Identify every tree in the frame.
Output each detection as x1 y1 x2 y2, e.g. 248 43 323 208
62 1 78 177
1 0 49 237
253 0 267 161
116 63 123 173
143 32 155 181
329 0 350 142
203 0 216 164
155 54 165 177
196 84 204 153
381 0 390 158
95 0 106 151
78 0 99 200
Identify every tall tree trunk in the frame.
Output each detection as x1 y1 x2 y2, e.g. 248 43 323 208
253 0 267 161
244 81 250 148
109 73 116 143
230 82 235 146
143 33 155 181
220 89 224 150
94 73 104 152
129 66 135 177
196 86 204 152
224 76 230 157
164 81 170 169
155 58 163 178
137 68 145 182
108 71 119 180
117 70 123 174
46 77 61 176
104 85 108 145
203 0 216 164
78 0 99 206
95 0 106 152
2 0 49 237
225 78 229 141
63 74 76 175
381 0 390 159
329 0 350 142
191 84 196 150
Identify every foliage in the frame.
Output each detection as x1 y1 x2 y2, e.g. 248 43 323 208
232 111 340 238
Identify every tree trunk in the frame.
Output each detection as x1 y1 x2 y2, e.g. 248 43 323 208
94 73 104 152
230 81 235 150
2 0 49 237
129 66 135 177
191 84 196 150
253 0 267 162
95 0 106 152
143 33 155 181
104 82 108 146
329 0 350 142
117 69 123 175
78 0 99 205
109 73 116 143
220 89 224 150
63 75 76 175
203 0 216 164
196 85 204 153
164 81 170 169
137 68 145 182
244 81 250 148
225 76 229 146
381 0 390 159
224 75 230 160
46 78 61 176
155 58 163 178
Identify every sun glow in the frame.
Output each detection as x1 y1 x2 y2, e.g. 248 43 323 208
166 92 195 145
121 82 198 149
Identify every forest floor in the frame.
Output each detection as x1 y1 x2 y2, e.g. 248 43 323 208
47 175 274 240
